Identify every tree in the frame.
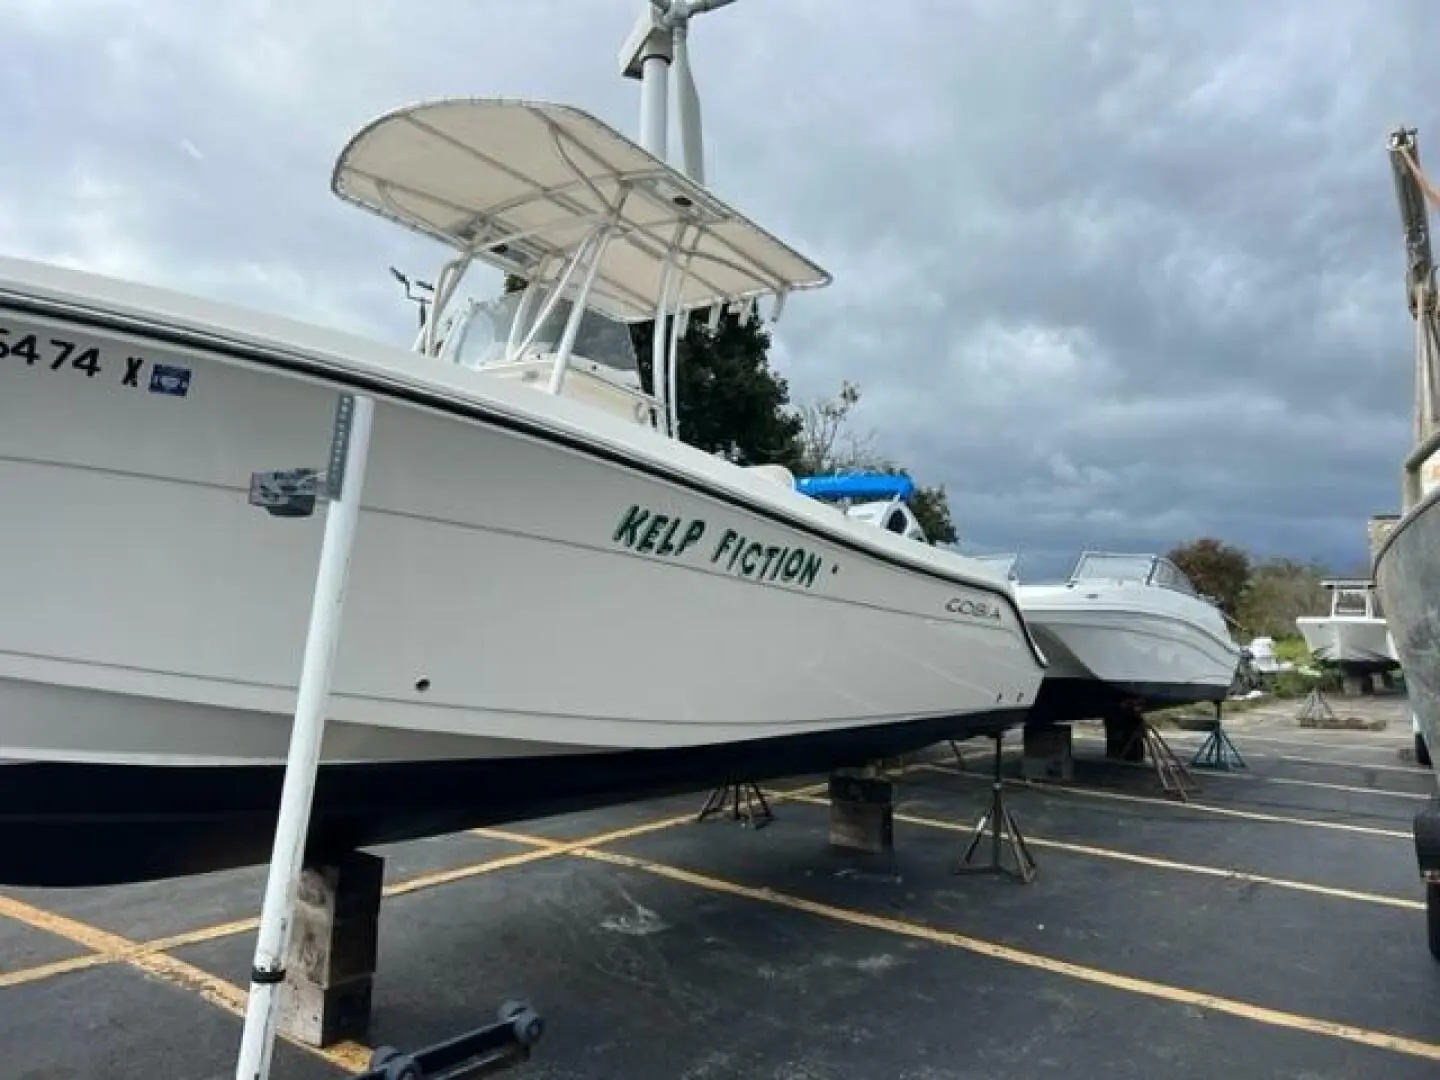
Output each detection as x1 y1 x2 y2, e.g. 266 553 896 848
793 381 959 546
630 311 805 470
490 280 959 544
1235 557 1331 639
1166 537 1251 618
908 482 958 546
795 379 874 474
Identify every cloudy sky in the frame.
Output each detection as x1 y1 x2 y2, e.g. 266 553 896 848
3 0 1435 580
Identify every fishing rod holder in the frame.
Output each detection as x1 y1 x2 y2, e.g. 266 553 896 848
358 1000 545 1080
247 394 359 518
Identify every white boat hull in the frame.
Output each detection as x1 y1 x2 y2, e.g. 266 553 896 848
1294 617 1398 672
0 257 1045 884
1017 583 1242 724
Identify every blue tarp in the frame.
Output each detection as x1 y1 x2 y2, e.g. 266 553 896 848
794 472 915 501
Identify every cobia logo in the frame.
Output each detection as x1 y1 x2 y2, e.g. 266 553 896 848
945 596 1003 621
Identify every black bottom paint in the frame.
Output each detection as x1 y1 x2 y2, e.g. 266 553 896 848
0 707 1028 888
1025 676 1226 728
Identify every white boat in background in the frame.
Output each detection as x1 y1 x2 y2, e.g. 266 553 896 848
1244 636 1292 675
1294 579 1399 674
1013 553 1244 725
787 482 1241 724
0 95 1047 887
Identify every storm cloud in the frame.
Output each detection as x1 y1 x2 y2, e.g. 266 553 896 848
3 0 1434 579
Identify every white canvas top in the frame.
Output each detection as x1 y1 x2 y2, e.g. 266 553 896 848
331 97 831 323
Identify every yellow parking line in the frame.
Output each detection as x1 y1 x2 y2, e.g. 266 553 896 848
1073 729 1430 776
0 893 372 1072
0 951 114 989
1063 737 1427 800
0 779 833 993
781 794 1422 912
1189 769 1428 801
918 763 1413 839
1195 732 1414 753
1275 753 1434 776
490 830 1440 1064
4 763 1428 1066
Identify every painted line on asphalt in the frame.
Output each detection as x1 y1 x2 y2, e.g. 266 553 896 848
1071 729 1429 777
488 828 1440 1064
0 893 373 1072
1080 728 1413 753
0 779 832 993
918 763 1413 840
1062 735 1428 801
1273 753 1434 777
0 950 115 989
783 793 1423 912
1183 768 1429 801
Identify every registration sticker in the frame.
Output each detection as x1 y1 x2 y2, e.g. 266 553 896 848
148 363 192 398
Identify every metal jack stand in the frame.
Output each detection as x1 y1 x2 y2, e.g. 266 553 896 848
954 734 1037 883
947 739 972 770
361 1000 544 1079
1191 703 1247 772
1119 720 1197 801
1295 687 1338 727
697 779 774 829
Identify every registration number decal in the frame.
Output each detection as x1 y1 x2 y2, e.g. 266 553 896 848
1 322 190 398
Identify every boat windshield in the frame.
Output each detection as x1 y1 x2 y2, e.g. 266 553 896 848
1071 553 1155 585
1149 558 1198 596
439 286 641 377
971 553 1020 580
1334 589 1371 617
1071 553 1198 596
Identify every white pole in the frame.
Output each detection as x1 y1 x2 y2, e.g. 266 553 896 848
548 225 616 395
639 52 669 159
233 392 376 1080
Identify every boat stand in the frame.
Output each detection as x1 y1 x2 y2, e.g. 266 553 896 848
1118 720 1198 801
360 1001 544 1079
696 779 775 829
1190 704 1247 772
947 739 971 769
954 734 1037 883
1295 687 1338 727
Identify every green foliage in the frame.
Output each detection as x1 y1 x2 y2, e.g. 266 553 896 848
1236 559 1331 639
630 312 806 470
908 483 959 546
1268 667 1325 699
1270 635 1312 665
503 275 806 468
1166 537 1252 618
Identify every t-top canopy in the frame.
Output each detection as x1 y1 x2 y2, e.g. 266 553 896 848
331 97 832 324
